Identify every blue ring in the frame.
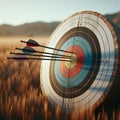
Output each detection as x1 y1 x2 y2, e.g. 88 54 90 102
55 36 92 88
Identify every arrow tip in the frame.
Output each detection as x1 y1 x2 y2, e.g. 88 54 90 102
20 40 26 43
4 57 8 60
13 47 16 50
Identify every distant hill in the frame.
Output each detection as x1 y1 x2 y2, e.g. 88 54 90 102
105 11 120 27
0 11 120 37
0 21 60 37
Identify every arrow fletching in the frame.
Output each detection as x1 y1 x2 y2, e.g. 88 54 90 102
21 39 39 47
16 46 36 53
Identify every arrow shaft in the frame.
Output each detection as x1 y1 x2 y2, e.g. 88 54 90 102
10 52 71 59
38 44 74 54
7 57 72 62
15 48 71 58
21 40 74 54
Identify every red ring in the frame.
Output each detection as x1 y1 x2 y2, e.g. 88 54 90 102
60 45 84 78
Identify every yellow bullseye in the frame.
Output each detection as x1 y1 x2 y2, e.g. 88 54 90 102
65 53 77 69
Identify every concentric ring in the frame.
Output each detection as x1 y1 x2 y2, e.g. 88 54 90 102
50 27 101 98
60 45 84 78
40 11 120 112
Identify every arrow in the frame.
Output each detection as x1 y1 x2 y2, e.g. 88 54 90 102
21 39 75 54
10 52 71 59
15 47 71 58
6 56 72 62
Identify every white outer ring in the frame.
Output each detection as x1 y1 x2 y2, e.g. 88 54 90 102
40 11 115 111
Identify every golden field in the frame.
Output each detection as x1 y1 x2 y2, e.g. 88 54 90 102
0 36 120 120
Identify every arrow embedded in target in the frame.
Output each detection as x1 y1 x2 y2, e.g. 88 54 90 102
10 51 71 59
6 56 72 62
15 46 71 58
21 39 75 54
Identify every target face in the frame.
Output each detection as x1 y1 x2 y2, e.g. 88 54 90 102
40 11 119 111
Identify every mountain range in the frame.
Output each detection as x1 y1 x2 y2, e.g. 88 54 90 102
0 11 120 37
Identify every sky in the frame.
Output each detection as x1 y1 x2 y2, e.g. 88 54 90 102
0 0 120 25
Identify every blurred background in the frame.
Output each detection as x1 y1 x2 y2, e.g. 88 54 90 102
0 0 120 119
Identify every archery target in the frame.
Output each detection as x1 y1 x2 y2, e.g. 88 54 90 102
40 11 120 111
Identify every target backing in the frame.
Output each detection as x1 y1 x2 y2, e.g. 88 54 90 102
40 11 120 112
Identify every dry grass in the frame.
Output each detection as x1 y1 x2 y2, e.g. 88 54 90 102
0 36 120 120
